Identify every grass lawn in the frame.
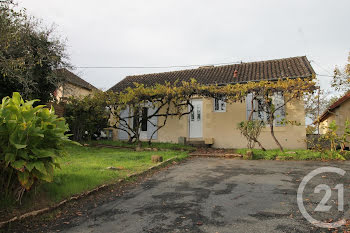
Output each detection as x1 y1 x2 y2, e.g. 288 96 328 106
0 144 189 216
42 144 188 202
93 140 195 151
235 148 350 160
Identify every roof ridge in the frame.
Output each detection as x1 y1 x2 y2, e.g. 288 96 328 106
109 56 315 92
56 68 97 90
125 56 308 78
317 91 350 122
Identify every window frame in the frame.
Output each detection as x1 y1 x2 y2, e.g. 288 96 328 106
246 92 285 127
213 97 226 112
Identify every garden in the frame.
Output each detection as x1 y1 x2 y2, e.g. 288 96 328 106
0 92 191 223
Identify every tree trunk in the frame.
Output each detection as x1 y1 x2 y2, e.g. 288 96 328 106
254 139 266 151
270 123 284 151
135 136 141 150
137 140 142 149
127 136 133 144
248 94 254 121
134 130 141 150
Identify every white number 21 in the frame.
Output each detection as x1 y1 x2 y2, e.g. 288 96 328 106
314 184 343 212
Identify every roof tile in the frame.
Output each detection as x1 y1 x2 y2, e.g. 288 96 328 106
109 56 315 92
56 68 97 91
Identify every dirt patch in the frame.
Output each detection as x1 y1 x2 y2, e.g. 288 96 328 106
189 148 242 158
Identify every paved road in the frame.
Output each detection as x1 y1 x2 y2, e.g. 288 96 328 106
57 158 350 233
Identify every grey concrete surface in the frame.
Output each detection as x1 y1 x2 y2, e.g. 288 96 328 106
57 158 350 233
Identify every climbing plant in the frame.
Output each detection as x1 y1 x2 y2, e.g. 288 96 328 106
104 78 316 150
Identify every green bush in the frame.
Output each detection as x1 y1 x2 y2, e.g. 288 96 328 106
0 93 73 201
237 120 265 150
64 92 109 141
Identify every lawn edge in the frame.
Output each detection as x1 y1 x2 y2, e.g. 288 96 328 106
189 152 242 158
92 143 195 152
0 156 180 229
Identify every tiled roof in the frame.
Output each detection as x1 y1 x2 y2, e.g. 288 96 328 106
55 68 97 91
318 91 350 122
109 56 315 92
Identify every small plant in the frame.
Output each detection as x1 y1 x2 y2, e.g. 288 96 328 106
323 120 339 151
320 120 349 152
0 93 74 202
339 120 350 151
237 120 266 150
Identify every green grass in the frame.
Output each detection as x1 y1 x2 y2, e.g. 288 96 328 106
235 148 350 160
40 145 188 202
94 140 195 151
0 145 189 214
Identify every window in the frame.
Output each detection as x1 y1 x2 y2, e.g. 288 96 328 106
246 92 285 126
141 107 148 131
272 92 286 126
214 97 226 112
190 110 195 121
197 105 201 120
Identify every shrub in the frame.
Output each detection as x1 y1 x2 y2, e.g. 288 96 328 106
237 120 266 150
320 120 350 152
322 120 339 151
339 120 350 151
0 93 73 201
64 92 109 142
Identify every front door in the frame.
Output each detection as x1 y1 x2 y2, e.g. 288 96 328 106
189 99 203 138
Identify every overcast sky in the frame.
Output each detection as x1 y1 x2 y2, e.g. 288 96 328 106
19 0 349 91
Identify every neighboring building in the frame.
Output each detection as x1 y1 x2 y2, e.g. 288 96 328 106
54 68 97 102
47 68 96 117
108 56 315 149
318 91 350 147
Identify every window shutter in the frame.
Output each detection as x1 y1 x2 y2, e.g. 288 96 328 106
118 107 130 140
147 106 158 139
214 98 219 111
273 92 285 126
141 107 148 131
246 93 252 120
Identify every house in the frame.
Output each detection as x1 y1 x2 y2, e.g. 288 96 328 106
53 68 97 102
318 91 350 148
47 68 97 117
108 56 316 149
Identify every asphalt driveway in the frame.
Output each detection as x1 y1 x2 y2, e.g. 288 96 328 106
43 158 349 233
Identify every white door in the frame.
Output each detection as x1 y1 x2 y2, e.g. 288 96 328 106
189 99 203 138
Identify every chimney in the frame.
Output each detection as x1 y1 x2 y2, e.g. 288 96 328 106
233 69 238 78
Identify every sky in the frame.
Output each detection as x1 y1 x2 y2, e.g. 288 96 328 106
19 0 350 92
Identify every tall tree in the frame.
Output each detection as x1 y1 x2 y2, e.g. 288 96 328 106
0 0 68 103
332 52 350 94
304 89 339 132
